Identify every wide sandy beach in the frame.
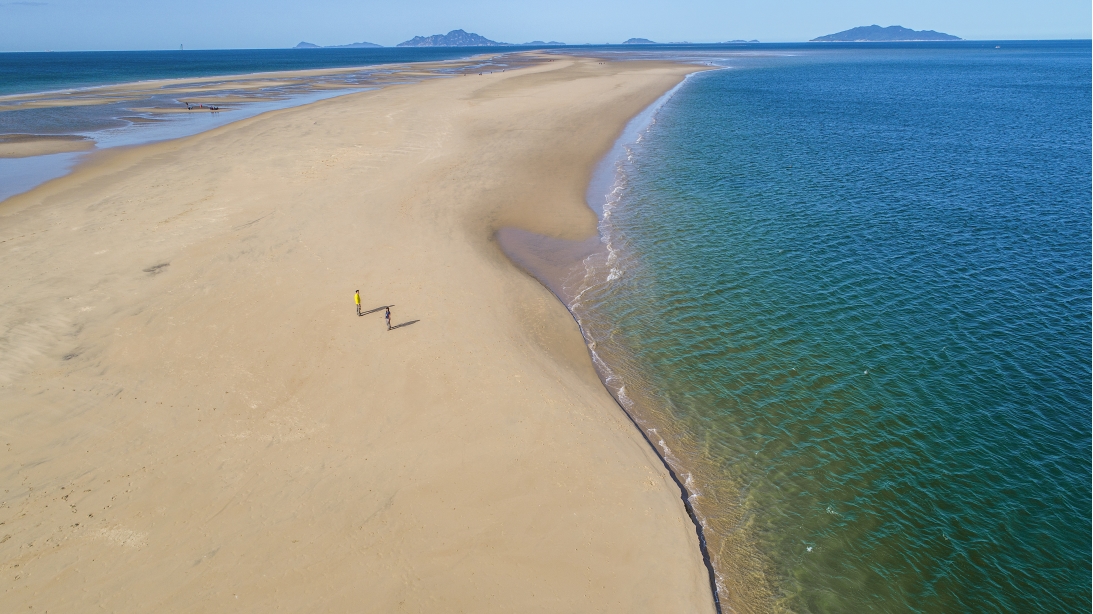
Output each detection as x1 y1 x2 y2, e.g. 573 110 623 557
0 56 716 611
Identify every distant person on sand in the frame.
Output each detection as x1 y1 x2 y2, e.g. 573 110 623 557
355 290 362 316
385 307 391 330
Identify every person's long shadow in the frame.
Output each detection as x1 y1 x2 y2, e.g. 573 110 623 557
390 320 419 330
361 305 393 316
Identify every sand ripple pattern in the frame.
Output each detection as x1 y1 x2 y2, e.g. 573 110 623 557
570 43 1091 613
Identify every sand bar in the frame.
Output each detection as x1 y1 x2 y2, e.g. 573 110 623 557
0 134 95 158
0 53 530 114
127 107 236 114
0 57 716 611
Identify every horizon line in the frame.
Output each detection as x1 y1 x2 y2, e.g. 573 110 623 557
2 38 1091 53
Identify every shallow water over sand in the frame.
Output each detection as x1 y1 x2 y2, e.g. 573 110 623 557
568 42 1091 612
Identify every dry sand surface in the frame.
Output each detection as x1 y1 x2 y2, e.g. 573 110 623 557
0 57 716 612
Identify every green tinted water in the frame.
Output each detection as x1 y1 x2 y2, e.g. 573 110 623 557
570 42 1091 612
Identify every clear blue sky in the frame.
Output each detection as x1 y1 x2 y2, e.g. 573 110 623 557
1 0 1089 51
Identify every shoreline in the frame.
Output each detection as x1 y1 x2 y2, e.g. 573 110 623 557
0 55 717 611
497 65 784 612
496 69 731 610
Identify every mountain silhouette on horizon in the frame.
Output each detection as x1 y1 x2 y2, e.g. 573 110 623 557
812 25 961 42
294 41 382 49
397 29 509 47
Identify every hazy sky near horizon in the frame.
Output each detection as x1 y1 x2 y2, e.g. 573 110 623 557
0 0 1089 51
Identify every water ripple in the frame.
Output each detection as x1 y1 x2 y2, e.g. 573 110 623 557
573 42 1091 613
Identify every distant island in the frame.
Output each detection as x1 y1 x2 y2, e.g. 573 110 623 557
622 38 657 45
294 41 382 49
397 29 509 47
724 39 760 43
523 40 566 46
812 25 961 42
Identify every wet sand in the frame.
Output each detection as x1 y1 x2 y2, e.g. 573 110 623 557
0 56 715 611
0 134 94 158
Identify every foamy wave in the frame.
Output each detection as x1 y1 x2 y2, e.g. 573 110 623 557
684 472 703 499
648 427 674 458
617 385 635 409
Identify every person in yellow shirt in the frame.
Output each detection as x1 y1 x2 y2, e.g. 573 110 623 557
355 290 362 316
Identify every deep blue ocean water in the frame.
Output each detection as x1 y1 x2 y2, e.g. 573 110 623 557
572 41 1091 612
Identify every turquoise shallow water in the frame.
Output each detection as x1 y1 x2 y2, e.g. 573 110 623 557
571 42 1091 612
